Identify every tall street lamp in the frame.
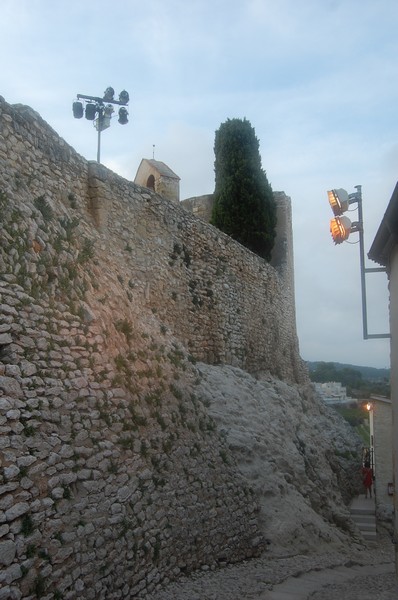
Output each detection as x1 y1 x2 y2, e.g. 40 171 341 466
327 185 390 340
365 401 375 471
72 87 129 163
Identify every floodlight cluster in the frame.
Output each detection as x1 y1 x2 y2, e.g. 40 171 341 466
327 187 360 244
72 86 130 162
72 87 130 128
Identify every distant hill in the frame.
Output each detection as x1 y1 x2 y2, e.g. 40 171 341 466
306 361 390 382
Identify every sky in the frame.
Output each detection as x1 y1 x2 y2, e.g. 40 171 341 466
2 0 397 369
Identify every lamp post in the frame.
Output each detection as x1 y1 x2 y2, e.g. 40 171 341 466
72 87 129 163
365 402 375 473
327 186 390 340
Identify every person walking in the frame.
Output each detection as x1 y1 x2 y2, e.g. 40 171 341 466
362 461 373 499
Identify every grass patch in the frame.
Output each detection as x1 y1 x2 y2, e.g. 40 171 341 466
34 195 53 221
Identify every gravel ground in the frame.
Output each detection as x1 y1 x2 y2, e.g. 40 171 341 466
309 571 398 600
143 533 396 600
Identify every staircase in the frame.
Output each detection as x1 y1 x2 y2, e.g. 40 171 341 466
350 495 377 542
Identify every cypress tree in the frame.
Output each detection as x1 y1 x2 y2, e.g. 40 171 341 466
210 118 276 261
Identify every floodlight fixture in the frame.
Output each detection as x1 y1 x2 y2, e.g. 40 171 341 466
103 86 115 102
330 215 353 244
328 188 350 216
118 107 128 125
327 187 363 216
72 86 130 162
119 90 129 104
85 103 97 120
72 101 84 119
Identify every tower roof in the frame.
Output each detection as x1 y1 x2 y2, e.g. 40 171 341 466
137 159 180 181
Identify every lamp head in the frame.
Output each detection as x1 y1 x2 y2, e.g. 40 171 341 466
119 90 129 105
103 87 115 102
85 102 97 120
118 107 128 124
330 215 352 244
72 101 84 119
328 188 350 216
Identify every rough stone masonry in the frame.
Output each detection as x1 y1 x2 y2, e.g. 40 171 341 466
0 96 361 599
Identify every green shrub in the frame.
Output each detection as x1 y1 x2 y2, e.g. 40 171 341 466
34 195 53 221
21 514 34 536
211 118 276 261
78 238 95 263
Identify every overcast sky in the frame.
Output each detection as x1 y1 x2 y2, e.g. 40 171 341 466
2 0 397 369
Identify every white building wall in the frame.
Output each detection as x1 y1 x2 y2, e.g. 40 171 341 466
372 398 394 521
389 246 398 569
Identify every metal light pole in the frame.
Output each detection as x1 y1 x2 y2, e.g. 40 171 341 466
366 402 375 472
352 186 390 340
72 87 129 163
328 186 390 340
97 108 102 163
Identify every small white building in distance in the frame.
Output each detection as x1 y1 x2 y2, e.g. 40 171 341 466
314 381 354 405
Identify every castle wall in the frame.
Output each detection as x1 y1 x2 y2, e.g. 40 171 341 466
0 96 306 598
0 96 305 384
98 166 305 382
181 194 214 221
179 191 302 382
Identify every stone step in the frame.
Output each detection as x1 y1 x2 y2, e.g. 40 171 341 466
350 516 377 540
351 513 376 523
351 511 375 519
353 520 376 532
350 507 375 516
349 496 377 542
362 530 377 541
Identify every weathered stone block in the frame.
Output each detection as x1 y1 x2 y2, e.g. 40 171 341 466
0 333 12 345
0 540 16 566
5 503 30 522
0 377 22 398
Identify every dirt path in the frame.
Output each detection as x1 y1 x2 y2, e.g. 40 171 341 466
143 533 396 600
309 569 397 600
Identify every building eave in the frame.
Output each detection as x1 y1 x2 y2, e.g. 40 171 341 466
368 181 398 267
370 395 392 405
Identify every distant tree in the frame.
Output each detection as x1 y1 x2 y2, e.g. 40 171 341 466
210 118 276 261
339 367 363 390
309 362 338 383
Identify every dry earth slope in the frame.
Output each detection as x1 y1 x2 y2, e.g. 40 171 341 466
196 362 363 556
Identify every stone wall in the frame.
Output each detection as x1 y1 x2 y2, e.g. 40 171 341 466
90 168 305 384
0 95 307 598
181 194 214 221
180 190 300 382
0 279 263 599
0 96 306 385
